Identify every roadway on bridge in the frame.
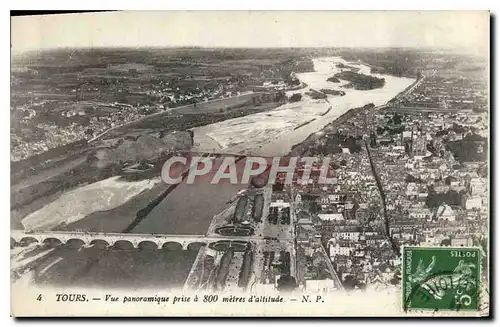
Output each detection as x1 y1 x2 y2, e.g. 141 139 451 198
11 229 290 248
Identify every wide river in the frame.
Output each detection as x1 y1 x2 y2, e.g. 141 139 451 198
193 56 415 156
12 56 415 290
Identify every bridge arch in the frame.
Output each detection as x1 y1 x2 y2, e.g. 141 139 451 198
90 239 110 249
186 242 207 252
112 240 135 250
66 238 86 249
138 240 159 250
162 241 183 251
10 237 18 249
42 237 63 247
19 236 39 246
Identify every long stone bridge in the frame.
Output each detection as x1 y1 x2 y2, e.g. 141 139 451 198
10 230 253 251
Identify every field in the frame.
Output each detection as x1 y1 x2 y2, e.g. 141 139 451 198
11 48 316 108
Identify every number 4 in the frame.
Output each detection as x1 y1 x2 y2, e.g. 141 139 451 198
37 294 42 301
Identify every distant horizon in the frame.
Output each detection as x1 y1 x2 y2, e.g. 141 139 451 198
11 44 486 59
11 11 489 56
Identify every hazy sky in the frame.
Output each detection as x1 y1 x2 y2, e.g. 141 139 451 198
11 11 489 55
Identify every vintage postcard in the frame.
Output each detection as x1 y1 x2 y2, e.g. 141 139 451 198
10 11 490 317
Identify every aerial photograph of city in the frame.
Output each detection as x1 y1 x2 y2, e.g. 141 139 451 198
10 11 490 316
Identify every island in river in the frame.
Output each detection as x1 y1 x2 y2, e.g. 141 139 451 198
334 71 386 90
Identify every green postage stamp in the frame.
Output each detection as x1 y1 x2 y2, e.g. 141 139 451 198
402 247 481 312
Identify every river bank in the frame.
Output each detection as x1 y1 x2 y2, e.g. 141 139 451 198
192 57 415 156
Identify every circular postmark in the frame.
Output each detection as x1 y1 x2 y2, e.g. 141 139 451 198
404 269 480 312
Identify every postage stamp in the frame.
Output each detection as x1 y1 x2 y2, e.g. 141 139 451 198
402 247 481 312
